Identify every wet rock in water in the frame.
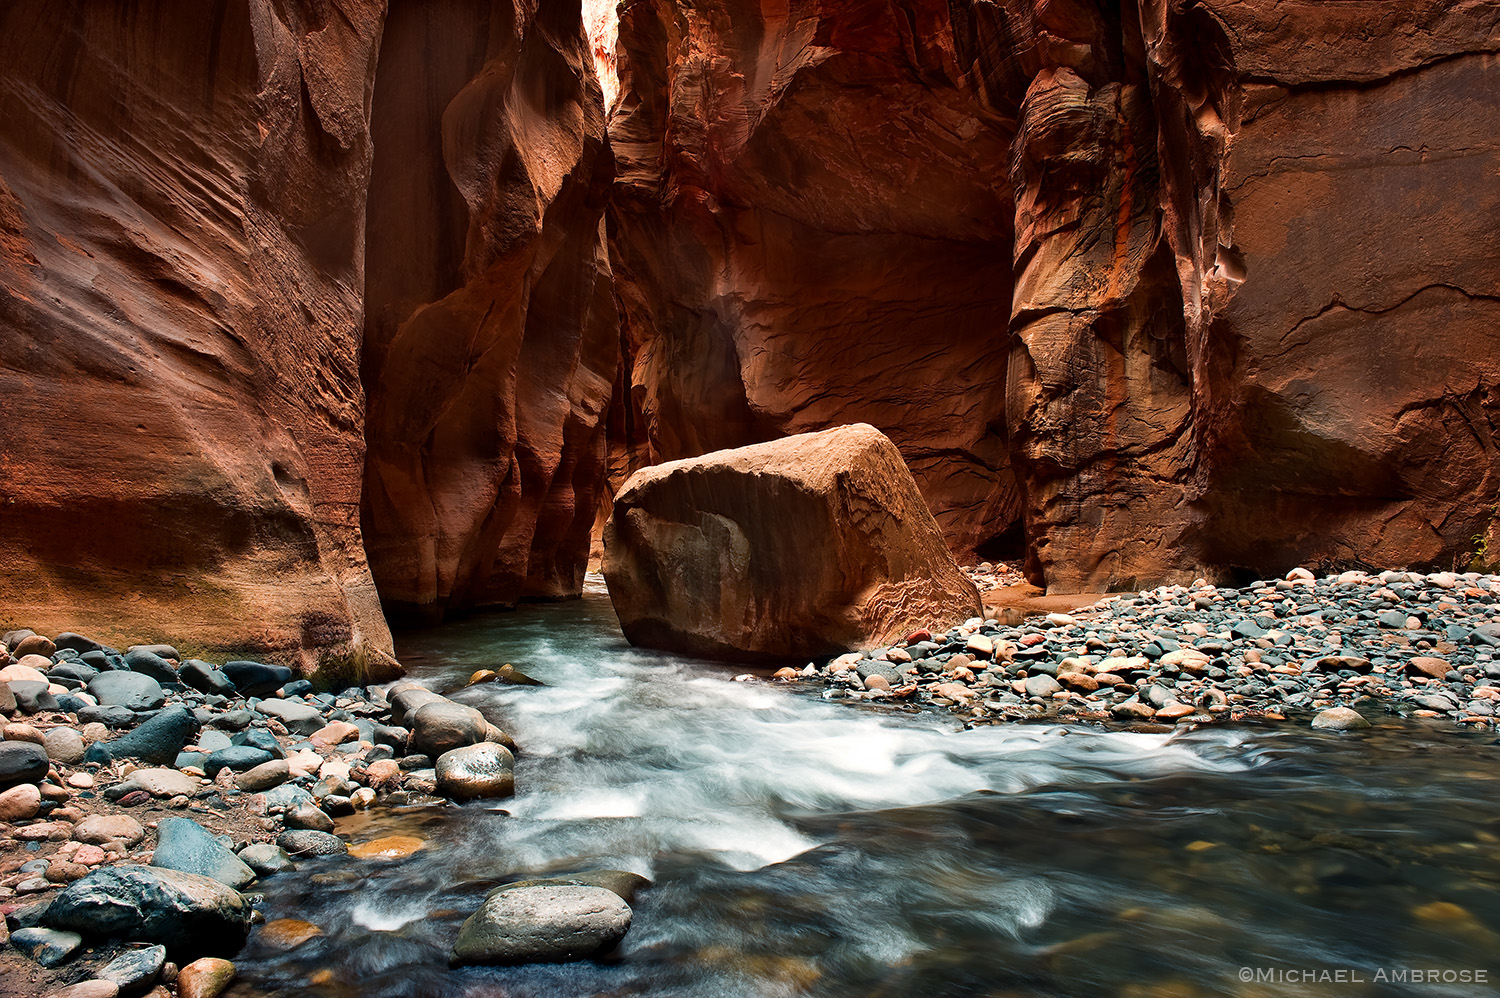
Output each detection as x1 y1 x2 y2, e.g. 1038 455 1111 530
278 830 347 857
236 844 296 877
435 742 516 801
386 684 448 725
44 726 88 764
151 817 257 889
449 885 632 966
604 424 981 661
85 706 198 765
0 782 42 820
73 814 147 847
97 943 166 992
0 740 50 788
11 926 84 967
176 957 235 998
283 804 334 833
408 701 490 758
347 835 425 860
499 871 652 905
257 918 322 951
46 866 251 955
87 672 166 711
220 662 291 698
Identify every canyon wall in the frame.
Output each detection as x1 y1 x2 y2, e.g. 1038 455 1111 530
606 0 1022 560
610 0 1500 591
0 0 616 666
0 0 396 674
359 0 615 624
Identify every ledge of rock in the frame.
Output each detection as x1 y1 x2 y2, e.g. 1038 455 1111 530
603 424 980 662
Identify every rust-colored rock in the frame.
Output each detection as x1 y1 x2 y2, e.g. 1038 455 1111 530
612 0 1500 591
603 424 981 661
359 0 617 624
606 0 1021 562
0 1 394 675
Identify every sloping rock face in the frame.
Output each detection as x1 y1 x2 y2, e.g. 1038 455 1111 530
0 0 617 661
603 424 981 661
360 0 617 623
0 1 395 674
612 0 1500 591
606 0 1021 562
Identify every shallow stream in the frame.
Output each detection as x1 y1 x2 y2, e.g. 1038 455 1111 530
234 580 1500 997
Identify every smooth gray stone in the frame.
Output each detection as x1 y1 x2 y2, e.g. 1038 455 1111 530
255 698 324 736
151 816 256 889
123 649 178 684
97 943 167 991
449 885 631 966
278 830 347 857
10 926 83 967
237 842 296 876
88 672 165 711
0 741 49 789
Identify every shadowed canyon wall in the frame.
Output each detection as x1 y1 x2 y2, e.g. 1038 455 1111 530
610 0 1500 591
359 0 615 624
0 0 616 667
606 0 1023 561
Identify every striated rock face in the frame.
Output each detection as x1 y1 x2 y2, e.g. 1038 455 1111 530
360 0 617 624
0 0 396 674
1144 0 1500 582
606 0 1021 562
612 0 1500 591
603 424 981 661
0 0 617 662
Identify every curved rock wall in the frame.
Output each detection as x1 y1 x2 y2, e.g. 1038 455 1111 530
0 0 395 674
0 0 617 662
359 0 616 624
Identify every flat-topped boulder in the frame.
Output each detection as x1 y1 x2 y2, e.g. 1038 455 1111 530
603 424 981 661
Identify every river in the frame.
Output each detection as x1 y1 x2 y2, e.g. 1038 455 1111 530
234 579 1500 997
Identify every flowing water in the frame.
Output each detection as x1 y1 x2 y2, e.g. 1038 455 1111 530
235 580 1500 997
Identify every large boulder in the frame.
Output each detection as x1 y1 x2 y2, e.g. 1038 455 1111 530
449 885 631 966
603 424 980 660
45 866 251 956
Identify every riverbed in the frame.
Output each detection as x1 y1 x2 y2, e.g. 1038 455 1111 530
234 580 1500 997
